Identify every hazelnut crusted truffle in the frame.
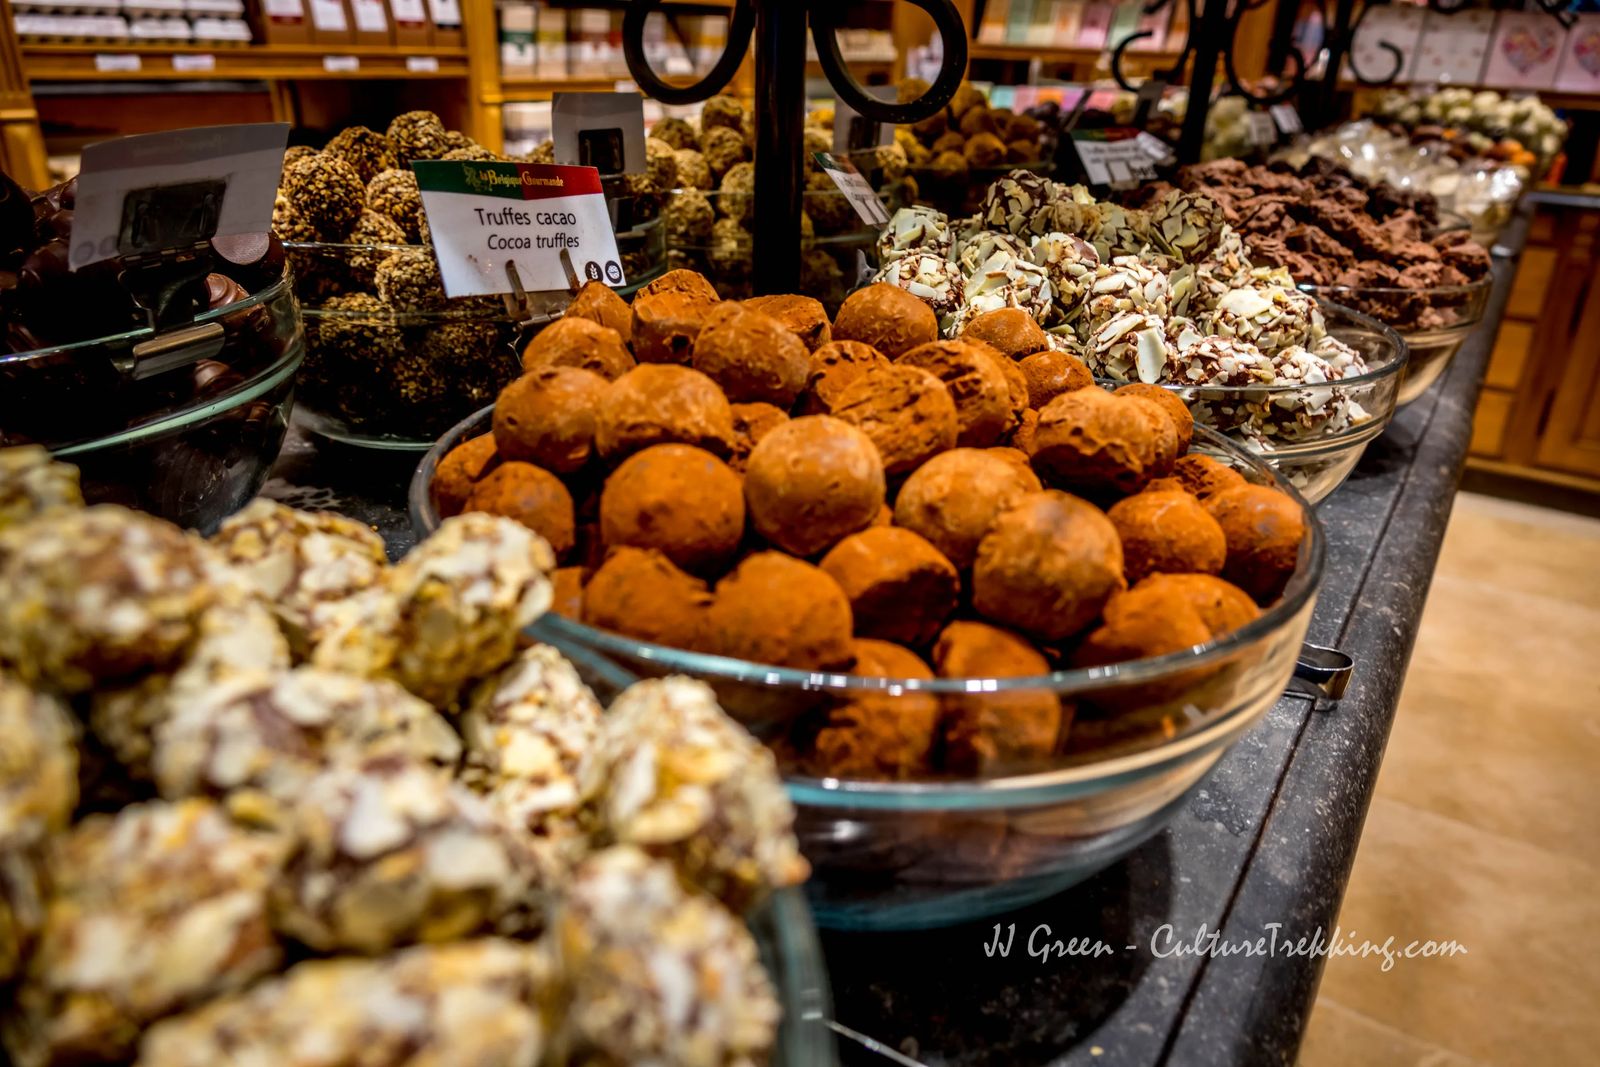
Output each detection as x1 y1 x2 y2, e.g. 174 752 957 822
1032 387 1168 495
599 444 745 575
493 366 608 473
521 316 635 381
803 339 890 415
674 147 714 190
973 490 1125 642
1019 348 1094 408
322 125 397 185
1115 381 1195 454
1204 484 1306 603
691 304 811 407
281 154 365 242
728 402 789 473
933 620 1063 775
594 364 736 461
564 280 633 345
387 109 450 165
894 447 1042 570
899 339 1018 447
743 416 886 558
465 462 576 560
582 546 713 650
365 168 425 241
805 639 940 780
832 282 940 358
829 363 958 476
708 552 854 670
1174 453 1247 499
1131 573 1260 637
960 307 1049 359
374 247 446 311
743 293 832 352
1108 490 1226 584
820 526 959 647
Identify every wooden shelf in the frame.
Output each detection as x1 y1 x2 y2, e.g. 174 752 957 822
22 42 470 82
969 42 1181 66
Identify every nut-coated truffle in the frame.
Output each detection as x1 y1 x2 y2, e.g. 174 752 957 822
1032 387 1168 495
595 364 736 460
933 620 1063 775
521 316 635 381
803 340 890 415
1204 484 1306 603
743 416 885 557
1173 453 1247 499
582 546 713 650
599 444 745 575
743 294 832 352
1129 573 1259 637
464 462 576 560
728 402 789 474
972 490 1125 641
960 307 1049 359
828 364 958 476
832 283 939 358
898 340 1017 447
691 305 811 407
492 366 607 473
806 639 940 780
430 433 500 518
1018 349 1094 408
565 280 634 345
1114 382 1194 454
708 552 854 670
1107 490 1226 584
893 448 1042 570
819 526 960 647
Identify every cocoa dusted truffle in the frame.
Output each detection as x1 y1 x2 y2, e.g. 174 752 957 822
743 416 885 557
972 490 1124 641
631 287 720 366
828 363 958 476
899 339 1017 447
691 304 811 407
1032 387 1168 495
1107 490 1226 584
1123 395 1181 479
805 639 940 780
933 620 1063 775
894 448 1042 570
743 294 832 352
1072 585 1215 669
728 402 789 473
708 552 854 670
465 462 576 560
600 444 744 575
549 566 585 619
565 280 633 345
638 267 721 304
1204 484 1306 603
832 282 939 358
1114 382 1195 454
960 307 1049 359
493 366 607 473
820 526 960 647
803 339 890 415
1131 573 1260 637
594 364 736 460
582 547 713 650
1174 453 1247 499
521 316 635 381
1019 348 1093 408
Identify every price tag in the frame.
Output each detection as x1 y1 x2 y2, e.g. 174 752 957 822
95 54 142 72
812 151 890 226
308 0 348 32
1134 131 1176 165
412 160 625 297
172 54 216 72
1071 131 1158 189
406 55 440 73
69 123 289 270
1270 103 1303 135
323 55 359 72
1246 111 1277 147
390 0 426 23
351 0 388 33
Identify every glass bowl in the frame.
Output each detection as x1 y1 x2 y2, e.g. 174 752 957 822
1303 275 1489 407
0 267 304 532
412 414 1324 931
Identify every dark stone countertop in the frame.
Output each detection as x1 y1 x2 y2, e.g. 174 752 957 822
263 206 1528 1067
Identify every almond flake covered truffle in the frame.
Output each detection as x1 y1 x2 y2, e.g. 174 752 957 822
876 205 953 264
0 675 77 848
0 446 82 533
1208 285 1323 355
1030 231 1100 316
1087 310 1174 383
1171 335 1276 386
954 229 1030 279
1082 256 1171 336
873 251 965 320
980 169 1055 236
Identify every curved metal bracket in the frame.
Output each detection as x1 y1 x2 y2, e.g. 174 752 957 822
811 0 967 124
1112 0 1307 113
621 0 756 106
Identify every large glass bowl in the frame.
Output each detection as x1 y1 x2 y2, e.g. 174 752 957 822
411 415 1324 931
0 267 304 531
1303 275 1489 407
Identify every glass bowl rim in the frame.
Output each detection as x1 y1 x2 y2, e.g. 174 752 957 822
1299 271 1492 304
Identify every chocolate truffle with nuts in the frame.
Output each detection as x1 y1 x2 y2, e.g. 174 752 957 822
691 304 811 407
492 366 607 474
323 125 397 185
365 168 425 241
894 447 1042 570
804 639 940 780
464 462 576 560
386 109 450 165
595 364 736 460
972 490 1125 642
828 364 958 476
743 294 832 352
708 552 854 670
898 339 1017 447
1032 387 1169 495
743 416 885 557
521 316 634 380
1204 484 1306 603
600 444 745 575
832 283 939 358
582 546 714 650
1108 490 1226 584
820 526 960 647
934 620 1063 775
281 154 365 241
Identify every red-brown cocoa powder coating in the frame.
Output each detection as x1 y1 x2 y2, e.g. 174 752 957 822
1107 490 1226 584
492 366 608 473
803 340 890 415
465 461 577 560
1127 573 1260 637
630 290 720 366
1204 484 1306 604
828 364 957 476
594 364 736 460
550 566 586 619
743 415 886 557
565 280 634 345
637 267 721 304
1008 409 1039 456
743 293 832 351
1114 382 1194 454
599 444 745 575
819 526 960 648
1123 396 1179 480
831 282 939 358
960 307 1049 359
972 490 1125 642
807 639 940 780
728 402 790 474
1018 349 1093 408
520 316 635 380
933 620 1064 775
430 433 500 518
1031 387 1167 495
708 551 855 670
898 339 1017 447
990 344 1031 428
691 305 811 407
1071 590 1214 669
893 447 1042 570
582 546 714 650
1173 454 1248 499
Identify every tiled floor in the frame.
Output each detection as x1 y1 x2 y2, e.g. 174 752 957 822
1298 492 1600 1066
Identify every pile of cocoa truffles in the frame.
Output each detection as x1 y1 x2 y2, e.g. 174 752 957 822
432 269 1308 780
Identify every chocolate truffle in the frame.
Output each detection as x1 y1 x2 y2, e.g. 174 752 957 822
894 448 1042 570
565 280 633 345
972 490 1124 641
1114 382 1195 454
323 125 397 185
832 283 939 359
933 620 1063 775
806 639 940 780
631 288 720 366
743 416 885 558
993 344 1031 427
691 304 811 407
899 339 1017 447
743 294 832 352
1130 573 1260 637
465 462 576 560
521 316 635 381
1006 413 1039 456
583 547 713 650
281 154 364 241
674 148 713 190
600 444 744 574
1107 490 1226 584
1071 589 1214 669
1174 453 1247 499
819 527 960 647
1019 348 1093 408
386 109 449 164
1204 484 1306 603
803 340 890 415
638 267 721 304
594 364 736 460
365 168 425 241
1032 387 1167 495
1123 395 1181 479
550 566 586 619
493 366 607 473
960 307 1049 359
829 364 958 476
708 552 854 670
728 402 789 473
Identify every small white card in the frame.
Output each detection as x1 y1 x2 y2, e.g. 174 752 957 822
95 53 141 72
1270 103 1302 135
812 152 890 226
1246 111 1277 147
407 55 439 72
1073 132 1158 188
172 53 216 72
308 0 347 32
1134 131 1176 165
350 0 387 33
390 0 426 22
553 91 646 175
323 55 359 72
413 160 625 297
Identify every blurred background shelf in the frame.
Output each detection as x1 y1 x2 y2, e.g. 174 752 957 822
21 42 470 81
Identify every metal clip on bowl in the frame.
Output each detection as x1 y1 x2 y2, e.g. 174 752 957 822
1291 644 1354 703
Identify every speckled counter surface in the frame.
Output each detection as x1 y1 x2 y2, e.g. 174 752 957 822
264 207 1529 1067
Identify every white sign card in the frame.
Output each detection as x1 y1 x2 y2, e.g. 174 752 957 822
1246 111 1277 147
413 160 625 297
552 91 646 175
811 152 890 226
1072 131 1159 188
1270 103 1302 135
